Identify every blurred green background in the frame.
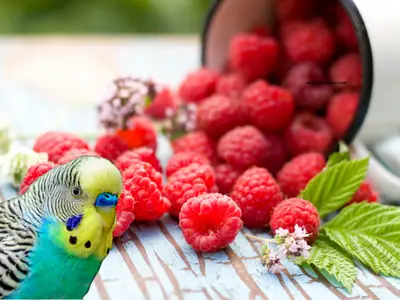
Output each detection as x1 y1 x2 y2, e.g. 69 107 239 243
0 0 213 34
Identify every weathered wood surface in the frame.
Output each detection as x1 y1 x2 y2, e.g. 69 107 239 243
0 36 399 300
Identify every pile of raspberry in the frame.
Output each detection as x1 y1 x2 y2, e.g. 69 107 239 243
159 0 379 251
19 0 380 253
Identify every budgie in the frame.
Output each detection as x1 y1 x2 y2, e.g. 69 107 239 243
0 155 123 299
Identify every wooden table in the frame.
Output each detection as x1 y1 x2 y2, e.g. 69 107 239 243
0 36 399 300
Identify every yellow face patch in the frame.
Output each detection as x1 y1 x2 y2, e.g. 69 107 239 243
52 206 114 260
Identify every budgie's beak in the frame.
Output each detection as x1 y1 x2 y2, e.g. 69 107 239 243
95 192 118 207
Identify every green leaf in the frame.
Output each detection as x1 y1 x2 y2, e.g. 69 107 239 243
327 151 350 167
299 237 357 293
322 202 400 277
299 157 369 217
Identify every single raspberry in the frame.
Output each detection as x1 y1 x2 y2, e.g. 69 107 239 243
348 181 379 205
231 167 283 228
285 112 334 156
116 189 136 214
178 68 220 103
94 133 129 161
330 53 362 91
326 92 359 138
277 152 326 197
58 149 100 165
282 62 333 111
164 164 215 217
113 211 135 237
172 131 216 163
229 34 278 82
215 73 246 98
270 198 320 243
336 6 358 50
123 162 170 221
114 148 161 173
145 87 176 119
242 81 294 132
179 193 242 252
166 152 210 178
19 162 56 194
276 0 317 21
214 164 242 195
113 189 136 237
263 133 289 175
251 25 272 37
217 126 269 170
196 95 245 139
116 116 157 151
284 20 335 64
33 132 89 163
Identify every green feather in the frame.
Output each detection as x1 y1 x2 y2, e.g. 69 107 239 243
6 218 102 299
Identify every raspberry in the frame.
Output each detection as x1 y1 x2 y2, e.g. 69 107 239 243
282 62 333 110
58 149 100 165
172 131 216 163
263 133 288 175
115 147 162 173
113 211 135 237
215 73 246 98
242 81 294 132
326 92 359 138
33 132 89 163
272 50 295 82
285 112 334 156
284 20 335 64
196 95 245 139
214 164 242 195
229 34 278 82
145 87 176 119
178 68 220 103
164 164 215 217
94 133 129 161
330 53 362 91
270 198 320 242
276 0 317 21
209 185 219 193
277 152 326 197
113 189 136 237
116 116 157 151
217 126 269 170
179 193 242 252
336 6 358 50
231 167 283 228
114 149 158 173
19 162 56 195
166 152 210 178
116 189 136 214
123 162 170 221
348 181 379 205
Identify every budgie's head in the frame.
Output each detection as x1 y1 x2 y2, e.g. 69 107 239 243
32 156 123 222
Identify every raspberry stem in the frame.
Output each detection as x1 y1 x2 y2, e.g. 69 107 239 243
245 234 275 243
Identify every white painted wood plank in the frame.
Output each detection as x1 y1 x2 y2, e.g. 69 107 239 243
83 282 101 300
98 245 145 300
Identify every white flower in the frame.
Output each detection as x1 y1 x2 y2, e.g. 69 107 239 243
275 228 289 237
0 121 12 155
2 147 48 187
293 225 310 239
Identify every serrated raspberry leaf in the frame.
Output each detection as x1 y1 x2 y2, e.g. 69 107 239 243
299 237 357 293
322 202 400 277
299 157 369 218
327 151 350 167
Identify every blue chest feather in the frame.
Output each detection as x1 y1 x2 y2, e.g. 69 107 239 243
6 218 102 299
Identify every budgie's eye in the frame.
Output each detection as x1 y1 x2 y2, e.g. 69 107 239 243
71 187 82 197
